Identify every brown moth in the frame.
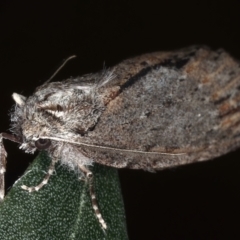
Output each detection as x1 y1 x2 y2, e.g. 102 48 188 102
1 45 240 229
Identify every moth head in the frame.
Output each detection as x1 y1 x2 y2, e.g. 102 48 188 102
10 80 105 155
11 92 53 153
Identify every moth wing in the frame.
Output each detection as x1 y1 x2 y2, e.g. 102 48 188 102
82 46 240 170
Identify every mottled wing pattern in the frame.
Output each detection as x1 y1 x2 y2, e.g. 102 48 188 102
80 46 240 170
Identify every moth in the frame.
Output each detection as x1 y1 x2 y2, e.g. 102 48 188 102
1 45 240 229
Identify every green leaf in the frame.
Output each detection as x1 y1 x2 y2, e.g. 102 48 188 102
0 151 128 240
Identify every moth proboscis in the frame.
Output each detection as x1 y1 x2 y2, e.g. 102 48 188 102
1 45 240 229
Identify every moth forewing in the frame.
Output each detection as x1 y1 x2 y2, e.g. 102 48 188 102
78 46 240 169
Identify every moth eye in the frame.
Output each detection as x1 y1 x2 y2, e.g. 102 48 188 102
35 139 51 150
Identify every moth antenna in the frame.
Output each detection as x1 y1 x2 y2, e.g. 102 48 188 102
21 156 59 192
45 55 77 84
78 165 107 230
39 136 186 156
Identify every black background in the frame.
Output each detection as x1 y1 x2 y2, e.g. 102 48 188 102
1 1 240 239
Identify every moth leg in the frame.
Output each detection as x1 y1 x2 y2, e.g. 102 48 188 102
0 133 22 201
0 134 7 201
78 165 107 230
21 156 59 192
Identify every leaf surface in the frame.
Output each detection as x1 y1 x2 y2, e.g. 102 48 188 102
0 151 128 240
